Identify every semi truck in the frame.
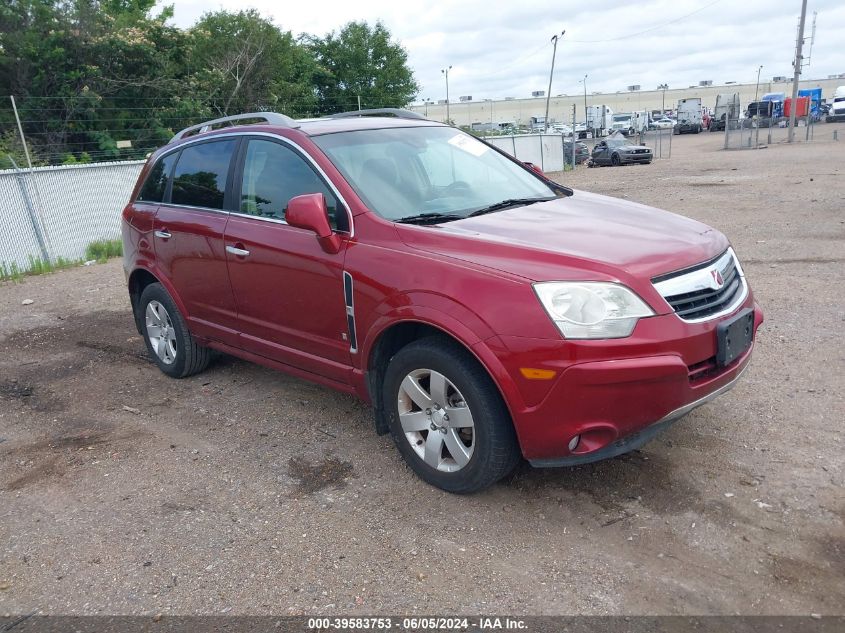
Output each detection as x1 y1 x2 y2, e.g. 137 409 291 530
610 112 635 135
586 105 613 136
827 86 845 122
798 88 822 121
761 92 785 120
710 93 740 131
674 98 703 134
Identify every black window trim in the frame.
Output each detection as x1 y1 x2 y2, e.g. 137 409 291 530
230 134 351 234
135 131 354 235
136 151 178 205
164 136 242 212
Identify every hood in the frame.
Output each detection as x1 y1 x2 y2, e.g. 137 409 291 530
614 144 650 151
396 190 728 283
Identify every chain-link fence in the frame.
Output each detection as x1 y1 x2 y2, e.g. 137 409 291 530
637 128 673 159
0 160 145 270
486 133 586 172
723 115 844 149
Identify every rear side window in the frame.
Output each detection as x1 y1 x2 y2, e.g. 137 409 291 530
137 153 176 203
171 140 237 210
239 138 345 229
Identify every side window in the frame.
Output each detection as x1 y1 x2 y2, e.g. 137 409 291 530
239 139 345 230
171 139 237 210
137 153 176 203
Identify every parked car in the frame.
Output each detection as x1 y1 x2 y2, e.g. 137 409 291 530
122 109 762 493
590 136 653 166
650 117 675 130
564 139 590 164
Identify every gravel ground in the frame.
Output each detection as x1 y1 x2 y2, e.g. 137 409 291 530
0 129 843 616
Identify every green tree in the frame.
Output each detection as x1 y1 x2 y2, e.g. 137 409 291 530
306 21 419 114
189 10 316 118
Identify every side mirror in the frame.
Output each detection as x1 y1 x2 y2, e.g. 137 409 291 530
286 193 342 254
523 162 545 177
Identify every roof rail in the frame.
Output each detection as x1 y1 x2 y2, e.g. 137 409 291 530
171 112 300 142
328 108 428 121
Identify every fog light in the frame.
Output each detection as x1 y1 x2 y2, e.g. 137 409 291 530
568 435 580 451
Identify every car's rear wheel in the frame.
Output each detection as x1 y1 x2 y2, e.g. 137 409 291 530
139 283 210 378
611 153 621 166
383 337 521 493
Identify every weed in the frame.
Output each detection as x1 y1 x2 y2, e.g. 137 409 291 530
0 261 23 282
85 239 123 263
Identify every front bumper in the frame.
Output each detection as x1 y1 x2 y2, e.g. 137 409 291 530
491 297 763 464
620 152 652 164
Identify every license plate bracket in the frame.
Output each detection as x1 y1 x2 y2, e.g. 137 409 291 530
716 308 754 367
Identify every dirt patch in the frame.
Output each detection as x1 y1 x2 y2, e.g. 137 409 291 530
0 427 143 492
0 381 34 400
287 455 355 494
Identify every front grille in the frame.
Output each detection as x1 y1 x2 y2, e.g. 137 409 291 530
653 248 747 322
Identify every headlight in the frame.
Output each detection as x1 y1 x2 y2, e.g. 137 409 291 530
533 282 654 339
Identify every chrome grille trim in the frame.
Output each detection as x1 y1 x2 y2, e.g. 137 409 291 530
653 248 748 323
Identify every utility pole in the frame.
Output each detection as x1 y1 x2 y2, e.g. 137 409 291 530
441 66 452 125
788 0 808 143
544 30 565 132
754 65 763 104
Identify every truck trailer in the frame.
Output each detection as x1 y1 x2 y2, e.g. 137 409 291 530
674 98 703 134
710 93 740 131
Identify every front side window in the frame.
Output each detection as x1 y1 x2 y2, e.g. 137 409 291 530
137 152 177 203
312 126 556 221
239 139 344 229
171 139 237 210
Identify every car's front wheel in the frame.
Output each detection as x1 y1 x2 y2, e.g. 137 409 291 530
611 153 621 166
138 282 210 378
383 337 521 493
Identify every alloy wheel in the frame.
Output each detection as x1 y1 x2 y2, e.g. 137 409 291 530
145 300 177 365
397 369 475 472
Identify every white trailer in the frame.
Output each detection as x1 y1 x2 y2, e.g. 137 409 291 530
675 98 703 134
631 110 650 133
586 105 613 136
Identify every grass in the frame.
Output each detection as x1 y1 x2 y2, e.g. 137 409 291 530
1 239 123 282
0 261 23 282
85 239 123 263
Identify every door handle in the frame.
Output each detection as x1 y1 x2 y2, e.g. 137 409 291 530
226 245 250 257
154 230 172 239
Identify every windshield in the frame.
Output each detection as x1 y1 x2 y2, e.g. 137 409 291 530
612 115 631 122
312 126 556 221
606 138 634 148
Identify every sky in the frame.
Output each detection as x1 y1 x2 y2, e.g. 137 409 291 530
167 0 845 102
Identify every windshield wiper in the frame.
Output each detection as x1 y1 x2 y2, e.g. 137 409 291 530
394 212 462 225
467 197 556 218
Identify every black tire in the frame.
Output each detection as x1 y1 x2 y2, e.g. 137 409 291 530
138 282 210 378
611 153 621 166
382 337 521 493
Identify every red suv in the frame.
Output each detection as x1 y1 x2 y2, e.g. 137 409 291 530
122 109 763 493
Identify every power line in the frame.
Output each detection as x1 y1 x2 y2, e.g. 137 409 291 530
568 0 725 43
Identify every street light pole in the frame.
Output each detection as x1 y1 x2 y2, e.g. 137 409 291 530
582 74 588 132
441 66 452 125
658 83 668 114
544 30 565 132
